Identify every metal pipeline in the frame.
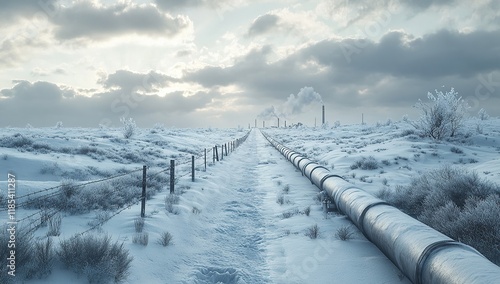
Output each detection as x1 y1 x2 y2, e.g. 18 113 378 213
262 131 500 284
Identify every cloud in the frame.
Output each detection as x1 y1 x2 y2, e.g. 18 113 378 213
0 79 218 127
155 0 239 11
155 0 204 10
248 14 280 36
181 28 500 122
0 0 58 23
50 2 191 41
98 70 177 93
301 29 500 79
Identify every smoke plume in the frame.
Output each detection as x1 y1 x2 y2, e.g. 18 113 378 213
258 86 323 120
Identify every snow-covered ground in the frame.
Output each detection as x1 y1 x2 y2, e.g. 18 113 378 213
1 119 499 283
265 119 500 196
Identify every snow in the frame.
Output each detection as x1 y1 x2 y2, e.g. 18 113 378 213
1 119 499 283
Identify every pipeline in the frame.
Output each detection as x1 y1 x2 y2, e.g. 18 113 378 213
262 131 500 284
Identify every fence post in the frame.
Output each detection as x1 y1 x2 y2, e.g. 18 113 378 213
141 165 146 218
191 155 195 182
215 146 219 161
204 148 207 171
221 145 223 160
170 160 175 194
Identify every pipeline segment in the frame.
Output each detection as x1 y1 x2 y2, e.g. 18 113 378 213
262 131 500 284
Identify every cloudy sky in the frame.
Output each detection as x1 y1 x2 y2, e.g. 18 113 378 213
1 0 499 128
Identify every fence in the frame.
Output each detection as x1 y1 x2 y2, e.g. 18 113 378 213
1 130 250 239
262 130 500 284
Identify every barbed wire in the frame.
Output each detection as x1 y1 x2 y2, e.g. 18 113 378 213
14 167 144 201
70 194 143 239
6 130 251 238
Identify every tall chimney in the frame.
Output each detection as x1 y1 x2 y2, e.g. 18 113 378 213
322 105 325 125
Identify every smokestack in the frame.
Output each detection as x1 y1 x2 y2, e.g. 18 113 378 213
322 105 325 125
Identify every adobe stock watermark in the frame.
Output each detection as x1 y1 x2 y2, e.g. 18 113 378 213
465 73 500 112
99 72 166 127
283 233 340 281
6 172 17 277
327 0 398 63
0 0 59 65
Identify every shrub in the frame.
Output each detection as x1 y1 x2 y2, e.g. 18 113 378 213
47 213 62 237
305 224 320 239
121 117 137 139
282 185 290 194
27 238 55 279
132 233 149 246
411 88 469 139
282 208 299 219
385 165 500 265
134 217 144 233
276 194 285 205
58 234 133 283
0 133 34 148
335 226 354 241
192 207 201 214
350 156 379 170
157 231 173 247
165 194 180 214
478 108 489 120
304 206 311 216
450 146 463 154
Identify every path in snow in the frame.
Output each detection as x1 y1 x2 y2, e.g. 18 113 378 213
175 129 272 283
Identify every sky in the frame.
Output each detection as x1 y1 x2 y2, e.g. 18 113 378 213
0 0 499 128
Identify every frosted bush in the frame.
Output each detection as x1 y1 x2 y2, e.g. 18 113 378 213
411 88 469 140
350 156 379 170
477 108 489 120
384 165 500 265
120 117 136 139
58 234 133 283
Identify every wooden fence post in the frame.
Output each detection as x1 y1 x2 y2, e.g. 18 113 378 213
141 165 146 218
204 148 207 171
191 155 195 182
215 145 219 161
170 160 175 194
221 145 223 160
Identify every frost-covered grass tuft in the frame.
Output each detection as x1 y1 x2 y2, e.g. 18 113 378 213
133 233 149 246
47 214 62 237
350 156 379 170
134 217 145 233
58 234 133 283
165 194 180 214
335 226 354 241
157 231 173 247
305 224 320 239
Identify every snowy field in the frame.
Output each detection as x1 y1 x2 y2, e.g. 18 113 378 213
0 119 499 283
